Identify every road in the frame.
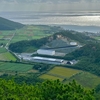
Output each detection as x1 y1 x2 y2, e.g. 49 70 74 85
5 32 16 50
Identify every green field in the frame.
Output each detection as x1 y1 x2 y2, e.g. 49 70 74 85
65 72 100 89
40 67 81 81
48 67 81 78
39 66 100 89
0 48 7 53
0 62 35 72
39 74 63 81
94 36 100 40
0 25 53 45
0 25 62 46
0 52 17 61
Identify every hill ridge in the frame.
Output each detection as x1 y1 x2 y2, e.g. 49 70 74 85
0 17 24 30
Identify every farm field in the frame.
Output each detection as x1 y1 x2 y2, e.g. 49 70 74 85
0 25 61 46
48 67 81 78
40 67 81 81
0 62 36 72
0 48 7 53
0 52 17 61
39 74 63 81
64 72 100 89
39 66 100 89
94 36 100 40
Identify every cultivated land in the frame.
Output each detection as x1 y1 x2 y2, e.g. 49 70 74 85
0 62 36 72
0 48 7 53
39 74 63 81
47 67 81 78
0 25 61 46
0 48 16 61
64 72 100 89
0 52 16 61
94 36 100 40
39 66 100 88
39 67 81 81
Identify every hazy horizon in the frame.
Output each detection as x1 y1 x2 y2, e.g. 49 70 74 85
1 0 100 32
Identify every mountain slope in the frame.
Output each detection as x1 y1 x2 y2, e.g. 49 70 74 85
0 17 24 30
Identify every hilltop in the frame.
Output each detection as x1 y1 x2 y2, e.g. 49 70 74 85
0 17 24 30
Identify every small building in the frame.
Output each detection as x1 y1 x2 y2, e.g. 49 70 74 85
70 42 77 46
37 49 55 56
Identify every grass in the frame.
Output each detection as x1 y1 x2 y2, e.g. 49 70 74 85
0 52 17 61
48 67 81 78
0 62 35 72
39 74 63 81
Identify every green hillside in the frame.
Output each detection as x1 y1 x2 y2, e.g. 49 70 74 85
0 17 24 30
65 43 100 76
9 30 94 53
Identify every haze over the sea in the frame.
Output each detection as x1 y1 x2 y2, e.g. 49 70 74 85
0 0 100 32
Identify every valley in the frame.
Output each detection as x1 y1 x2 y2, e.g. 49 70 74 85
0 23 100 91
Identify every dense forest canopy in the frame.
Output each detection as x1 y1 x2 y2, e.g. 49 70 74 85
0 78 95 100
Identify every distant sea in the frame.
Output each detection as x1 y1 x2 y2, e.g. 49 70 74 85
1 11 100 33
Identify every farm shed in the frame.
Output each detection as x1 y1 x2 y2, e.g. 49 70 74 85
37 49 55 56
33 56 64 63
70 42 77 46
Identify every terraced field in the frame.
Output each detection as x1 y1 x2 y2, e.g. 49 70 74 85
0 62 35 72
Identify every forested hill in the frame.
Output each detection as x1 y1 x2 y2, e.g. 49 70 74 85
65 43 100 76
9 30 94 53
0 78 95 99
0 17 24 30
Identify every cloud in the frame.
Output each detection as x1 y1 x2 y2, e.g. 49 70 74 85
0 0 100 12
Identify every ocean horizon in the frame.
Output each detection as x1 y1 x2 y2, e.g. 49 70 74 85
0 11 100 33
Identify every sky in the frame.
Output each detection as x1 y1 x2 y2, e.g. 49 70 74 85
0 0 100 12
